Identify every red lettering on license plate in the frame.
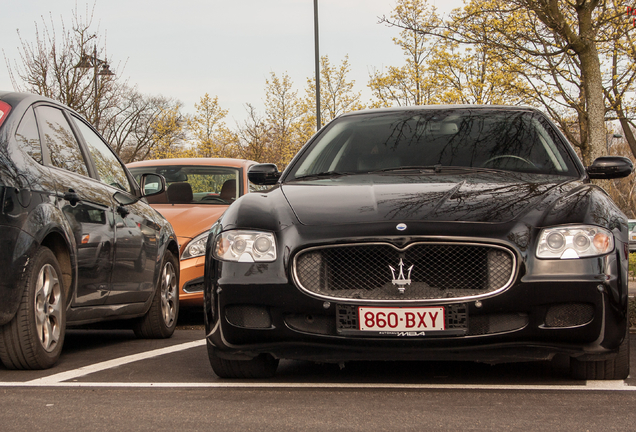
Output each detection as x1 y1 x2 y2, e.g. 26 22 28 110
358 307 445 331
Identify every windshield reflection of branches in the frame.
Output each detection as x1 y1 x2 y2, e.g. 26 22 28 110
44 120 89 176
78 122 131 192
376 111 557 171
381 176 556 223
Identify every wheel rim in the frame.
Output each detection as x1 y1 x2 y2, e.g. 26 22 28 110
34 264 63 352
160 261 177 327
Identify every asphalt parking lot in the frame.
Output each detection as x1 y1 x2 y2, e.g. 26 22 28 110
2 306 636 431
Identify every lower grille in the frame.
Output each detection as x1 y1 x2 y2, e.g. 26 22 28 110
225 305 272 328
467 313 528 335
294 242 515 301
544 303 594 328
183 277 204 293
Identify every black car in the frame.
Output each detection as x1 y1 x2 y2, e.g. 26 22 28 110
0 91 180 369
203 105 634 380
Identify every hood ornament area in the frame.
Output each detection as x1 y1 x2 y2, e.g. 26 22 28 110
389 258 414 294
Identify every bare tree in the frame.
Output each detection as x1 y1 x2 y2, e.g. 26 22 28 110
100 88 183 162
235 103 272 163
4 2 120 133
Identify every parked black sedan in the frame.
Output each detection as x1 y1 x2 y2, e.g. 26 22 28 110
0 91 180 369
204 105 634 380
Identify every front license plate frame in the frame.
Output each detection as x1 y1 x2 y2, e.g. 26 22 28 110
336 304 468 337
358 306 445 332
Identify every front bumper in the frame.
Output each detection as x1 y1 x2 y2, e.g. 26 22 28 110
179 256 205 306
205 258 628 364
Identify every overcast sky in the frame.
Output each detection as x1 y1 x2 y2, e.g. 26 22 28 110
1 0 464 124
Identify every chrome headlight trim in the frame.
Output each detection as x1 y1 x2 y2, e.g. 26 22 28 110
536 225 614 259
213 230 277 263
181 231 209 260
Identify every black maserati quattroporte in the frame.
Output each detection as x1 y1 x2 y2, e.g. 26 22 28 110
203 106 634 379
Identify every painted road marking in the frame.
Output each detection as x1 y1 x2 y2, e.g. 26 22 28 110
0 381 635 391
24 339 206 385
0 338 634 391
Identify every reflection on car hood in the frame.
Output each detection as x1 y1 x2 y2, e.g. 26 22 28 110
282 173 573 225
150 204 227 238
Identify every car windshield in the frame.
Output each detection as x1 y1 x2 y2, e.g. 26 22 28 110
629 221 636 231
129 165 240 205
288 109 579 180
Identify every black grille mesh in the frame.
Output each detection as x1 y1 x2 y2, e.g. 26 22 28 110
467 313 528 335
295 243 514 301
544 303 594 327
225 305 272 328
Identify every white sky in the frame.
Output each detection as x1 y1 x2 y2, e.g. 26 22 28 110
1 0 464 124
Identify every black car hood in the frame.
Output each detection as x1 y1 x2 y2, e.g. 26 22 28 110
281 173 577 226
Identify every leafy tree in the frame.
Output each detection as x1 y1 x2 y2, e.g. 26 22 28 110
369 0 442 107
302 55 365 128
147 103 187 159
188 93 237 158
263 72 303 167
382 0 635 164
427 39 530 105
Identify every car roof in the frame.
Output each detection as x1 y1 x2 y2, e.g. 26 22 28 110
338 105 541 119
127 158 258 169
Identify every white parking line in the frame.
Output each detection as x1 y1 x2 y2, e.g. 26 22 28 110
24 339 206 385
1 380 635 391
0 338 633 391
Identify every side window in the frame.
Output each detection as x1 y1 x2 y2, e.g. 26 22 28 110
73 118 132 193
16 107 43 164
35 106 89 176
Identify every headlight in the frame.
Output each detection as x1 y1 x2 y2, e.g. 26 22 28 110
536 225 614 259
181 231 209 260
213 230 276 262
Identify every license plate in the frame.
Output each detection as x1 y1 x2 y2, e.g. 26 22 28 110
358 307 445 332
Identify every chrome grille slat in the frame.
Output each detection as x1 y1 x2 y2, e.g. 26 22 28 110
294 242 515 302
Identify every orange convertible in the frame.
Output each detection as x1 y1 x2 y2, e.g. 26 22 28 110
127 158 258 306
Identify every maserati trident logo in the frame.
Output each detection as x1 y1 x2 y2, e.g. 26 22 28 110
389 258 413 294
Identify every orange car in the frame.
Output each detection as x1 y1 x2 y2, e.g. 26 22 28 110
127 158 259 306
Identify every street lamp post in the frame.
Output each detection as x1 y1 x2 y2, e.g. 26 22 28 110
75 46 115 129
314 0 321 131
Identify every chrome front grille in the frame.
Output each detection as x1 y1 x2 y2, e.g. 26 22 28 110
293 242 515 302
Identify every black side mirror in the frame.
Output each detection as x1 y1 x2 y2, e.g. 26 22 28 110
113 173 166 207
248 164 281 185
587 156 634 179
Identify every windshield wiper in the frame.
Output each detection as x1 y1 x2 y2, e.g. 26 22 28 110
370 165 508 174
292 171 356 181
370 165 444 173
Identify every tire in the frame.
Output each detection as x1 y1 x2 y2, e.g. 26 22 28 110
570 327 630 380
207 342 279 378
0 247 66 369
133 250 179 338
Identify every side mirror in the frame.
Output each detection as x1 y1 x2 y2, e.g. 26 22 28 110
587 156 634 179
139 173 167 197
248 164 281 185
113 173 167 207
